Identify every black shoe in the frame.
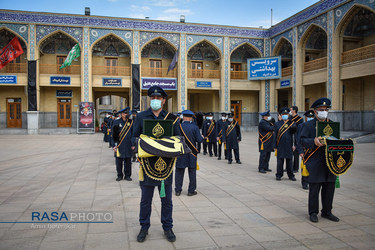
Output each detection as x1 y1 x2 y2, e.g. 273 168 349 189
116 177 122 181
214 154 217 157
321 213 340 222
236 161 242 164
302 185 309 190
218 157 221 160
175 192 181 196
276 176 281 181
203 152 207 155
124 177 132 181
310 213 318 223
289 177 296 181
265 169 272 172
188 191 197 196
224 157 227 160
209 154 213 157
164 229 176 242
294 170 299 173
137 229 148 242
259 169 266 174
228 161 232 164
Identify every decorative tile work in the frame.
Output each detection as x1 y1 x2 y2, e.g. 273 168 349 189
265 39 270 110
229 37 264 55
186 35 224 54
0 11 267 38
90 28 133 47
269 0 346 37
140 32 179 49
271 30 294 54
180 33 186 108
36 25 83 45
29 24 35 60
133 31 139 64
83 28 89 101
328 10 333 100
297 13 328 41
293 27 297 106
334 0 375 29
0 23 28 42
224 37 229 112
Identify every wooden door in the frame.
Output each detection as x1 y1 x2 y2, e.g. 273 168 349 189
105 58 118 75
231 100 242 126
191 62 203 78
230 63 242 79
150 59 162 77
57 99 72 127
7 98 22 128
57 56 70 74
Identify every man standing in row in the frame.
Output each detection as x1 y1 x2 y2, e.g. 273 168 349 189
216 112 228 160
258 110 274 173
175 110 203 196
290 106 303 173
225 113 241 164
112 107 133 181
131 109 138 162
202 112 217 157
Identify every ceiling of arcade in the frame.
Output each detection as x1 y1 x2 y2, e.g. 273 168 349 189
39 32 76 55
187 41 220 61
141 38 175 59
0 29 27 52
92 35 130 57
343 8 375 37
230 44 260 63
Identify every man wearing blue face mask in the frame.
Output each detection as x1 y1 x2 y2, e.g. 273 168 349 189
132 86 180 243
258 110 275 173
273 107 296 181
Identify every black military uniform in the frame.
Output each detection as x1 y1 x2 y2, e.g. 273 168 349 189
131 109 138 162
274 107 296 181
224 113 241 164
202 112 217 157
103 114 111 142
195 112 204 153
132 86 180 243
216 112 229 160
258 110 275 173
290 106 303 172
296 110 315 190
175 110 203 196
300 98 339 223
112 107 133 181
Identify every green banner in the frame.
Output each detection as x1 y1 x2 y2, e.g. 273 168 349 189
60 44 80 69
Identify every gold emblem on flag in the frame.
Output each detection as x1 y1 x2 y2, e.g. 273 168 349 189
155 157 167 173
337 155 346 168
323 124 333 137
152 122 164 138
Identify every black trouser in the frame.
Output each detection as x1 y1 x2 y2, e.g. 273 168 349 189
197 142 201 153
132 151 137 162
227 148 240 162
116 157 131 178
208 142 217 156
258 151 271 171
308 182 335 215
293 150 299 172
203 140 207 154
276 157 294 178
302 176 309 187
218 142 227 159
175 168 196 193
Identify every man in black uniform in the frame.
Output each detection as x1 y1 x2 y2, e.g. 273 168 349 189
112 107 133 181
300 98 339 223
290 106 303 173
103 113 111 143
216 112 228 160
224 113 241 164
132 86 180 243
202 112 217 157
296 110 315 190
131 109 138 162
274 107 296 181
258 110 275 173
175 110 203 196
195 112 204 153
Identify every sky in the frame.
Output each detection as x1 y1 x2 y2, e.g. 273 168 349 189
1 0 319 28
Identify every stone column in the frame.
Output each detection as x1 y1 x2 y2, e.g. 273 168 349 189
131 31 141 109
178 33 187 111
220 37 230 113
81 27 92 102
295 27 304 110
26 111 39 134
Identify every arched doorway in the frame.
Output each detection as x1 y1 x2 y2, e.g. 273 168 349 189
230 43 260 80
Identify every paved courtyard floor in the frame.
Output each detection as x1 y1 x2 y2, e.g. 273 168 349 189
0 132 374 250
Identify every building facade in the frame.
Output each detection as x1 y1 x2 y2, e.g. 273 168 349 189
0 0 374 133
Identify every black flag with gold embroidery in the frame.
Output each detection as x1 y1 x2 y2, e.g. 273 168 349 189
324 138 354 176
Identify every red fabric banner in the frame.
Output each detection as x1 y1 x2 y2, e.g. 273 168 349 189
0 37 24 70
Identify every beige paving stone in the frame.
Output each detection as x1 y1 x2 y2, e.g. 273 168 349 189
129 238 175 250
173 230 216 249
203 223 246 237
210 233 258 248
244 226 293 242
84 232 129 250
39 239 84 250
0 237 42 250
340 214 375 226
277 222 324 236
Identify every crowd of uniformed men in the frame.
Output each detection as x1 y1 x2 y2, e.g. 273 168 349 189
101 86 340 243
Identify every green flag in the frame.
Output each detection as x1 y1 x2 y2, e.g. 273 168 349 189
60 44 80 69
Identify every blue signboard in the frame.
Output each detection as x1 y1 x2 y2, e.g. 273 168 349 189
196 81 212 88
56 90 73 97
50 76 71 85
247 56 281 80
280 79 290 88
0 75 17 84
103 78 122 86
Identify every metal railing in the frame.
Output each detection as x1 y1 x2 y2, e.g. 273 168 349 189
230 71 247 80
282 66 293 77
39 64 81 74
341 44 375 64
304 57 327 72
188 69 221 79
92 65 131 76
0 63 27 73
141 67 177 78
